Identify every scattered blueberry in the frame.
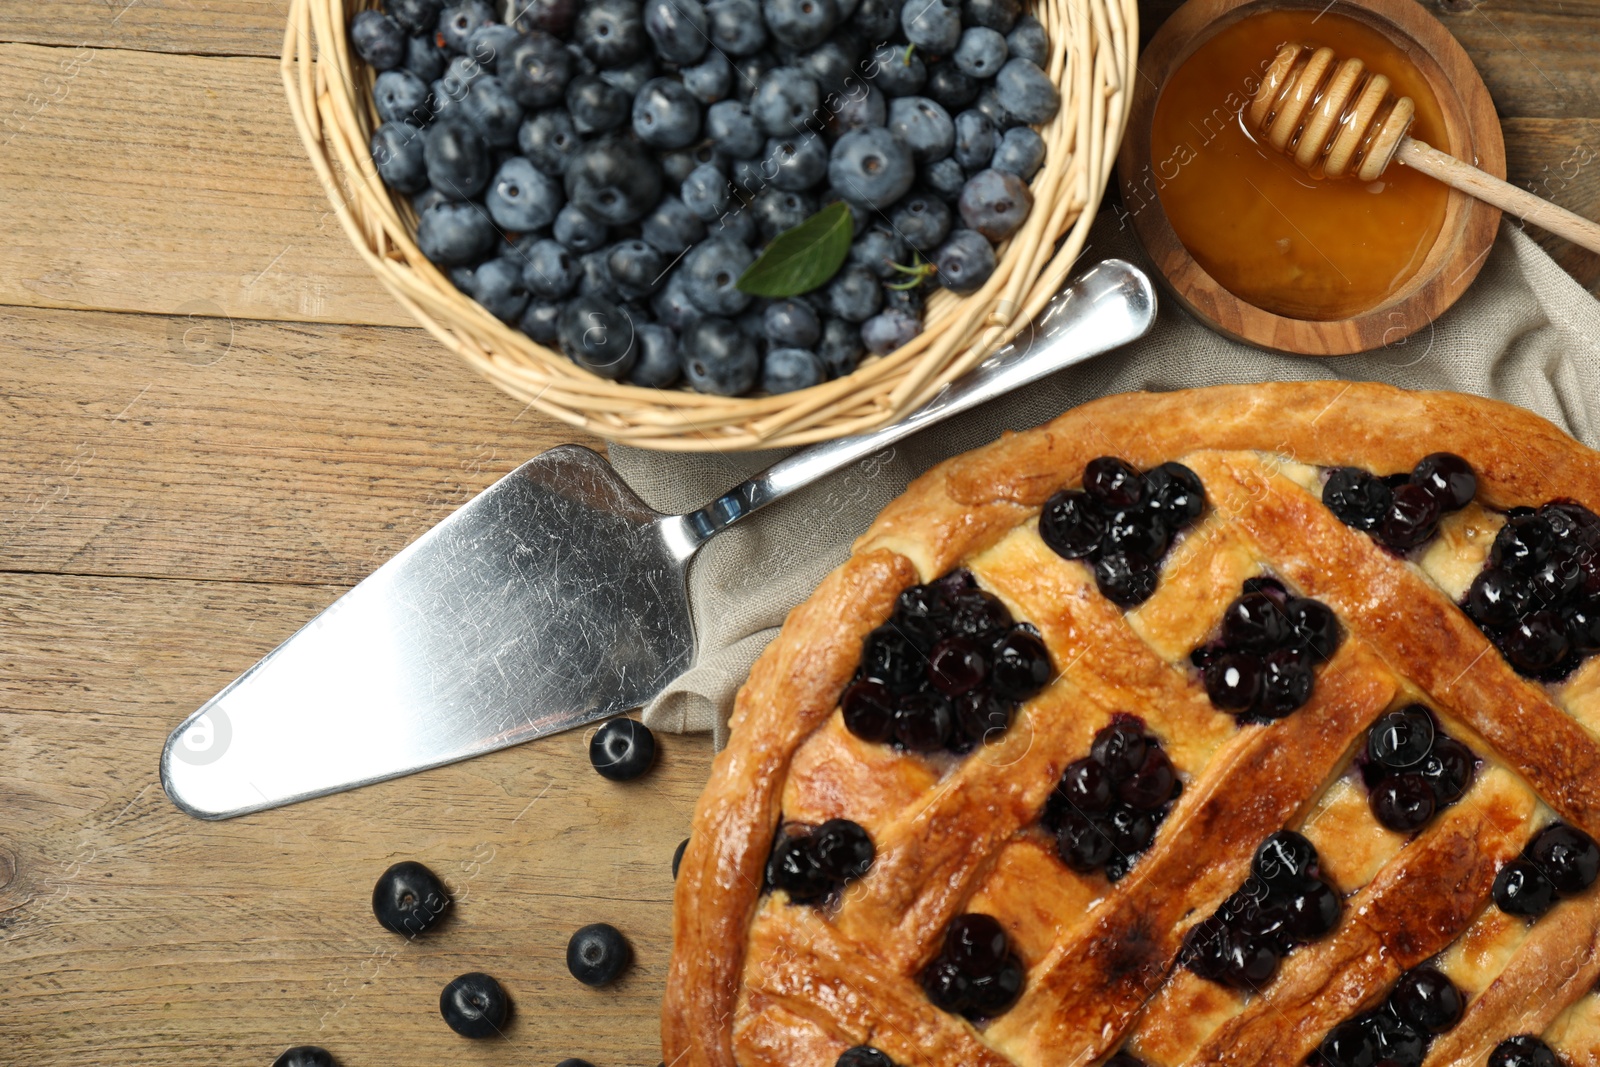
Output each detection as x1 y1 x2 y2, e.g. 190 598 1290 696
672 836 690 878
566 922 632 986
836 1048 895 1067
590 717 657 780
272 1047 337 1067
439 972 510 1038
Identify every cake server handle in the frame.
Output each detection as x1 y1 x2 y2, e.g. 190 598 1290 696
663 259 1157 553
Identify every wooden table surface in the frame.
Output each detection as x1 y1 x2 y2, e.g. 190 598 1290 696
1 1 1596 1064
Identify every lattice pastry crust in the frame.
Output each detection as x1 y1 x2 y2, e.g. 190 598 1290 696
663 383 1600 1067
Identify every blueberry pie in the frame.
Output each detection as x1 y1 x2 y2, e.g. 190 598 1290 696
664 384 1600 1067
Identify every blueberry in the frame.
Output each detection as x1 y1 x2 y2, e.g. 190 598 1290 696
406 32 449 81
953 108 998 173
1319 1019 1380 1067
868 42 926 97
486 157 562 231
963 0 1021 32
1371 773 1435 832
889 190 952 252
439 972 510 1038
821 264 881 323
1501 609 1571 675
992 126 1045 179
463 23 517 70
682 317 760 394
754 300 815 348
423 119 492 198
769 134 831 192
923 156 968 201
376 69 434 127
1368 705 1435 770
847 229 907 282
551 204 605 254
994 56 1059 123
834 83 888 134
589 716 657 779
1489 1036 1561 1067
567 922 632 986
510 0 578 34
749 188 813 241
682 50 733 103
954 26 1008 78
372 122 430 194
390 0 445 34
513 112 575 176
651 271 705 330
272 1047 337 1067
1252 829 1317 888
680 164 732 224
765 0 839 49
418 199 497 264
800 37 860 96
733 51 782 99
1378 482 1443 550
1492 514 1557 577
633 77 703 148
520 299 562 343
471 257 531 322
853 0 901 43
836 1049 894 1067
561 74 625 136
767 830 834 901
1526 822 1600 895
925 61 981 112
888 96 955 165
829 126 916 209
640 197 705 256
813 818 875 880
500 32 571 108
959 167 1032 240
603 239 664 298
564 134 663 225
626 323 681 387
753 68 823 139
902 0 962 53
436 0 495 53
1388 966 1463 1035
705 0 769 54
818 316 864 377
755 346 819 393
574 0 648 65
371 859 453 937
990 628 1051 699
705 100 764 161
1282 596 1340 661
1409 452 1476 510
577 249 621 300
600 52 660 95
671 836 691 879
1204 651 1263 711
351 10 407 70
683 239 755 314
974 84 1019 129
559 295 638 378
857 308 917 355
432 53 484 112
842 678 897 741
643 0 710 63
713 203 759 245
929 228 993 293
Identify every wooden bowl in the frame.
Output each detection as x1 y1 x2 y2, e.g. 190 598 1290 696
1117 0 1504 355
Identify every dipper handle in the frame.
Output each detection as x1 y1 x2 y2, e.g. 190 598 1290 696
1251 43 1600 255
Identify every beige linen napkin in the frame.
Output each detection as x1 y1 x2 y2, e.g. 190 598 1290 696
610 211 1600 746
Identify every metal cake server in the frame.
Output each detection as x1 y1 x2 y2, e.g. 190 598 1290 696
161 258 1156 819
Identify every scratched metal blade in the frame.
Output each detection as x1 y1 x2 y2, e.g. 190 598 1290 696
160 446 693 819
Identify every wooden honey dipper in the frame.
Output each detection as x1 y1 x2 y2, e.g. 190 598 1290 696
1249 43 1600 254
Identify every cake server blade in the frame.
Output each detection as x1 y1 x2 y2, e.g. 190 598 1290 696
161 258 1156 819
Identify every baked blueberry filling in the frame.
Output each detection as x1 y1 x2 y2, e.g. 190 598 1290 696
1039 458 1207 608
919 913 1025 1021
1489 1035 1564 1067
835 1047 895 1067
1493 821 1600 920
841 570 1052 754
765 818 875 905
1357 704 1478 833
1309 964 1464 1067
1190 578 1343 723
1041 715 1182 883
1180 831 1341 989
1321 452 1477 551
1463 500 1600 680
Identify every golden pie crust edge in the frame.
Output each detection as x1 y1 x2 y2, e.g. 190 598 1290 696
661 382 1600 1067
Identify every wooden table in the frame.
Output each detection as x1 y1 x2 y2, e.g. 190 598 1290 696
1 2 1595 1064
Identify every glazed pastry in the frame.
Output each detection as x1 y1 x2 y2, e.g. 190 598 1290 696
665 383 1600 1067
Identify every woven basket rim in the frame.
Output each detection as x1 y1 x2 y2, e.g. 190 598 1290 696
282 0 1136 450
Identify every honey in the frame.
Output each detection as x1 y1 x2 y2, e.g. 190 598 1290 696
1139 8 1451 321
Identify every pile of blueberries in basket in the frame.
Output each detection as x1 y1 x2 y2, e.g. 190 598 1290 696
350 0 1059 394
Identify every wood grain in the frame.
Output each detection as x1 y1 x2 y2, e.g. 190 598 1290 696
0 569 710 1067
0 304 594 587
0 43 410 328
0 0 288 57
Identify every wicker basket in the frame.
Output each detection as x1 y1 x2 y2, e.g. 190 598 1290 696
282 0 1135 450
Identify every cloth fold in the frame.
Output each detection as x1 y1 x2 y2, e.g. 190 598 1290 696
610 212 1600 746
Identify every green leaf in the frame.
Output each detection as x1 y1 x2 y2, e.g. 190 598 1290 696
736 202 854 297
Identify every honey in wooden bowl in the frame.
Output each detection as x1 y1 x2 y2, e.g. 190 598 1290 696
1118 0 1503 355
1148 8 1451 321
